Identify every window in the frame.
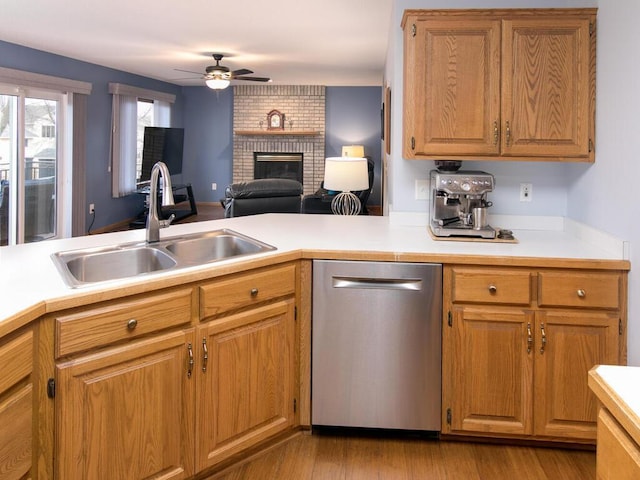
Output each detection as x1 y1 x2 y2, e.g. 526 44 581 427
0 90 63 245
41 124 55 137
108 83 174 197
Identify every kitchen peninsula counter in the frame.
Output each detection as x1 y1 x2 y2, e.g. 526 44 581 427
0 213 630 333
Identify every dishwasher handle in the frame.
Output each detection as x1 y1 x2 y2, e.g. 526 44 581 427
332 276 423 291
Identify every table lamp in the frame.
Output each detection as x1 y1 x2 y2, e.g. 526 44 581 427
323 157 369 215
341 145 365 157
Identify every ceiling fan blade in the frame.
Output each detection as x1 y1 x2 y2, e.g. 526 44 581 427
174 68 204 75
236 76 271 82
232 68 253 76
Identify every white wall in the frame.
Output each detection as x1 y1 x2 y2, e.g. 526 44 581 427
386 0 639 365
567 0 640 365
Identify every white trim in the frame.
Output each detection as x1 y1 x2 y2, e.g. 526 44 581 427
0 67 91 95
108 82 175 103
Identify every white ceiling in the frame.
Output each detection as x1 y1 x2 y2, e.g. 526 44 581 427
2 0 394 87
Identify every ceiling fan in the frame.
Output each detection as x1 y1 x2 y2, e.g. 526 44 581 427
175 54 271 90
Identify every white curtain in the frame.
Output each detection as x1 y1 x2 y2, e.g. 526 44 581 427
110 93 137 197
154 100 170 127
108 83 175 198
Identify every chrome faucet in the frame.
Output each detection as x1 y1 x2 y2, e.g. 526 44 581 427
146 161 175 243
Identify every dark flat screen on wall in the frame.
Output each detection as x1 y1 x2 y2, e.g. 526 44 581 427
139 127 184 184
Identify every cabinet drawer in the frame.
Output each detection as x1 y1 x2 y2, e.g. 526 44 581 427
200 264 296 319
0 328 33 394
538 271 620 309
56 288 195 358
451 268 532 305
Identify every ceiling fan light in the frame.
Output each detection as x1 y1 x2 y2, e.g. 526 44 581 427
205 78 230 90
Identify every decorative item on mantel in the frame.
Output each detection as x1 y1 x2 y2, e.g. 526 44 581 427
267 110 285 130
323 156 369 215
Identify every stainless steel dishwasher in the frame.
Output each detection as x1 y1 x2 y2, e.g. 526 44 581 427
312 260 442 432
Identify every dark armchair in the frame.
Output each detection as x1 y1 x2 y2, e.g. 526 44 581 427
302 158 375 214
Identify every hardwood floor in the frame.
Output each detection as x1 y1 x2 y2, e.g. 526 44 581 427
207 432 595 480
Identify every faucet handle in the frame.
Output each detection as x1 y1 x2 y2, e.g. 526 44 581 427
160 214 176 228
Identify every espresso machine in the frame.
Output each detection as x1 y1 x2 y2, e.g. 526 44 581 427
429 169 496 239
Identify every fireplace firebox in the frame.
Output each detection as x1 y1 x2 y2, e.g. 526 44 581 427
254 152 303 184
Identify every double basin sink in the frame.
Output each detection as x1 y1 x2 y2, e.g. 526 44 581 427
51 229 276 288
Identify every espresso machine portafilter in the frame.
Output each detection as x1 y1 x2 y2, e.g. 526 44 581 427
429 169 496 239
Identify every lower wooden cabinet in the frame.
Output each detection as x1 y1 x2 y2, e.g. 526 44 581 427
596 409 640 479
443 266 626 443
0 326 34 480
55 330 196 480
195 299 296 470
53 262 299 479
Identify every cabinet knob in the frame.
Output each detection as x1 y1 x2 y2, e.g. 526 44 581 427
488 285 497 294
127 319 138 330
250 288 259 297
577 289 586 298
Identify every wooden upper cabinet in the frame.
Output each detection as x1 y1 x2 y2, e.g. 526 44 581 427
402 9 596 162
502 17 592 158
404 17 501 156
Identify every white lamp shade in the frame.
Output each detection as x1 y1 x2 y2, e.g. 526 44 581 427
341 145 365 157
205 78 231 90
323 157 369 192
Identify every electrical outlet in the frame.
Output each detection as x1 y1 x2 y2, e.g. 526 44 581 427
89 203 95 214
211 183 217 191
415 179 429 200
520 183 532 202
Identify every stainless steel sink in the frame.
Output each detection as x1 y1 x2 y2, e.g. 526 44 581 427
52 229 275 288
52 245 177 287
164 231 274 265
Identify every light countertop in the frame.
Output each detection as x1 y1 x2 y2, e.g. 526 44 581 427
0 214 630 332
589 365 640 446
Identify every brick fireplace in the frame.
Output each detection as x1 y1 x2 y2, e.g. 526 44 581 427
232 85 325 195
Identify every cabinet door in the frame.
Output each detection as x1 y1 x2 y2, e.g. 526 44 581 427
404 17 501 157
534 310 620 440
502 17 592 158
446 306 534 435
0 328 33 480
56 330 195 480
196 299 295 471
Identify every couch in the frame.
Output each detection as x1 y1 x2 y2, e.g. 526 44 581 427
222 178 303 218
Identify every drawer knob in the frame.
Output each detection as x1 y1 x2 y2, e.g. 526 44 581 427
488 285 497 294
127 319 138 330
577 289 586 298
250 288 259 297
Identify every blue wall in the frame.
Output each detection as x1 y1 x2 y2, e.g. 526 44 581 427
325 87 382 205
0 40 185 231
181 87 234 204
0 40 382 229
182 86 383 205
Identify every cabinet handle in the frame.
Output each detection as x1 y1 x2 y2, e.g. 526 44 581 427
187 343 194 379
126 318 138 330
488 285 497 294
527 323 533 354
202 338 208 373
493 121 499 146
577 289 586 298
250 288 259 297
540 323 547 354
505 121 511 146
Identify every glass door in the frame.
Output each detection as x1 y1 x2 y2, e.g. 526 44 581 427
0 89 61 245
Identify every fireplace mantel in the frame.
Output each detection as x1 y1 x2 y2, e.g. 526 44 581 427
234 130 320 136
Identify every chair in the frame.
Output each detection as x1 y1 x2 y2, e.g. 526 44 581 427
302 158 375 214
222 178 303 218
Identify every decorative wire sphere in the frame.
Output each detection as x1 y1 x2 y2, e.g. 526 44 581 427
330 192 362 215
